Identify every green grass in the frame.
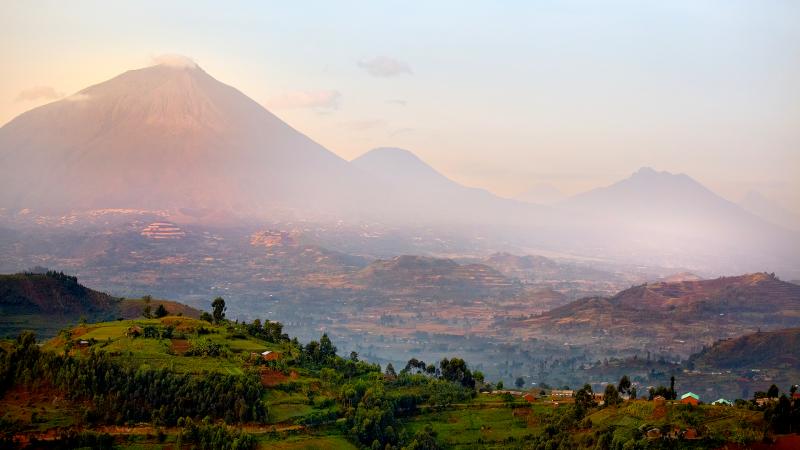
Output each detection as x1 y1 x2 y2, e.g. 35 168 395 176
256 434 357 449
40 317 274 375
402 406 537 447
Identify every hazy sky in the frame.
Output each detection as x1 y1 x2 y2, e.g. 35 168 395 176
1 1 798 211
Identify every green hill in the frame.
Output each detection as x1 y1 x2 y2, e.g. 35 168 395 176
1 307 792 449
0 272 199 338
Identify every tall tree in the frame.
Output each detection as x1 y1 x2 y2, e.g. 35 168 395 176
211 297 226 323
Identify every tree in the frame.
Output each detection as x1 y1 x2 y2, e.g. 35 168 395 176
604 384 622 407
496 381 504 390
211 297 226 323
385 363 397 378
200 312 213 323
575 384 596 411
154 304 168 318
515 377 525 389
319 333 336 359
768 384 780 398
142 305 152 319
439 358 474 388
349 351 359 362
669 376 677 400
617 375 631 398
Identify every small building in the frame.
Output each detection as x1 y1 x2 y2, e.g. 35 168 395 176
755 397 776 407
646 428 662 439
550 389 574 398
680 392 700 405
261 350 280 361
77 340 90 347
712 398 732 406
523 393 536 402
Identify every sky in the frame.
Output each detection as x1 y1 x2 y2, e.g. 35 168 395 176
1 0 798 212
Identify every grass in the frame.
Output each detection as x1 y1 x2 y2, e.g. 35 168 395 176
256 434 357 449
39 317 275 375
402 405 538 447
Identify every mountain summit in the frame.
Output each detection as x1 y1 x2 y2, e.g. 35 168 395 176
0 59 363 217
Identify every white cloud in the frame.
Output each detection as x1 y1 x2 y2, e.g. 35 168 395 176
15 86 63 102
358 56 412 77
265 90 341 110
64 93 91 102
386 99 407 106
152 54 198 68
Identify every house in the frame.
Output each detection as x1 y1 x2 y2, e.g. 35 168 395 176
77 340 90 347
680 392 700 405
261 350 280 361
755 397 776 407
550 389 574 398
645 428 662 439
523 393 536 402
712 398 732 406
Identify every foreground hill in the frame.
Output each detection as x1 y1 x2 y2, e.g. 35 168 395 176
0 272 199 338
0 311 788 449
518 273 800 355
690 327 800 370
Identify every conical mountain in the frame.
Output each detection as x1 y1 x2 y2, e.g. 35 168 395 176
0 59 367 218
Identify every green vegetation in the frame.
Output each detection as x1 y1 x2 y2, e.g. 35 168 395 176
1 296 798 449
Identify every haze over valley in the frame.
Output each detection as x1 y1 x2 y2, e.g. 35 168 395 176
2 3 800 448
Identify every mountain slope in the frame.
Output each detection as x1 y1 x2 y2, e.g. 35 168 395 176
0 272 118 315
0 271 200 337
0 61 372 218
351 255 520 297
351 147 547 223
689 327 800 370
518 273 800 355
556 167 800 276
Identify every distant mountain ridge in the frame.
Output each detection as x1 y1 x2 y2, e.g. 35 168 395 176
0 60 797 277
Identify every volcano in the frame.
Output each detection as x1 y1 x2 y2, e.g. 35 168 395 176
0 58 369 219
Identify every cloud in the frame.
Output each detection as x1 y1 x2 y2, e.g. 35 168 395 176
15 86 64 102
265 90 341 110
386 99 407 106
64 93 91 102
358 56 412 77
152 54 198 68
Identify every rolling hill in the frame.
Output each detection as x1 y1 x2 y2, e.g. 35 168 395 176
0 271 199 337
351 255 520 297
518 273 800 355
689 327 800 370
